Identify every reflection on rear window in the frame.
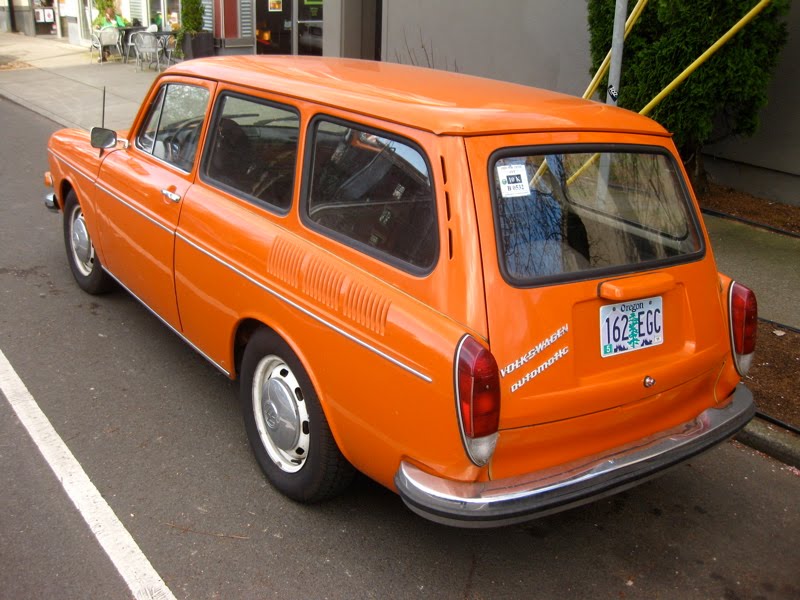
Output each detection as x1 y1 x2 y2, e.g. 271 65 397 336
492 149 702 283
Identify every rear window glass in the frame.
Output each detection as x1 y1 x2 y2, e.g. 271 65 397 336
491 148 702 284
304 119 438 272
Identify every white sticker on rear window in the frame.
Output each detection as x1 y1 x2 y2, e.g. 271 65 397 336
496 164 530 198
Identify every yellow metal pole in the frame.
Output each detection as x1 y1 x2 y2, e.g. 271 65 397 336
639 0 773 116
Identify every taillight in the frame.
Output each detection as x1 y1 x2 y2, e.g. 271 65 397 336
455 335 500 466
729 281 757 375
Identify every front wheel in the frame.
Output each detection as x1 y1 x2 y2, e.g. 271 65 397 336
63 191 114 294
241 328 354 502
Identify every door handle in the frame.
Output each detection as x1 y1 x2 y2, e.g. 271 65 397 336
161 189 181 203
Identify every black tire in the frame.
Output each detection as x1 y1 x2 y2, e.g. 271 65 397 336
241 328 355 502
63 190 114 294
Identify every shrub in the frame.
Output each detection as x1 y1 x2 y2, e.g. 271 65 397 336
180 0 205 34
588 0 789 185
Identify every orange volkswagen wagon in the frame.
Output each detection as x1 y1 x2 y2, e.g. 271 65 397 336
44 56 756 527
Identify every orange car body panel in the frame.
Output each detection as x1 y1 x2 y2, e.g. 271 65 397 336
45 56 744 496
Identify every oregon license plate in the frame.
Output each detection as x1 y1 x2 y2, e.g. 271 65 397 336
600 296 663 357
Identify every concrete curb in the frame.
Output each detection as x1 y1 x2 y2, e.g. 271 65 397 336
736 417 800 468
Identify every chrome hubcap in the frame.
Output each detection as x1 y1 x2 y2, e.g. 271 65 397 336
70 209 94 276
252 355 310 473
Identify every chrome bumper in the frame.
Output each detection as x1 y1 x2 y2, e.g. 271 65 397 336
395 385 755 528
44 192 59 212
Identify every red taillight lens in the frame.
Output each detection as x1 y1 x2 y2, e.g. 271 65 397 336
730 281 757 374
456 336 500 439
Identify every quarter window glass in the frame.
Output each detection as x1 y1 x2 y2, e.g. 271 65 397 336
138 86 165 155
135 83 210 172
492 150 701 283
306 120 437 270
204 94 299 210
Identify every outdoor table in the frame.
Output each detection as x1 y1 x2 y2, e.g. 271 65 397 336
152 30 178 48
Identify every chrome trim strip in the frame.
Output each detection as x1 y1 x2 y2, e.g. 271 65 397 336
50 151 175 235
102 268 230 377
49 150 96 185
95 182 174 235
176 232 432 383
395 385 755 528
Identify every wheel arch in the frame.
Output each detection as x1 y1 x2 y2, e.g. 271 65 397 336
231 316 355 465
58 178 76 212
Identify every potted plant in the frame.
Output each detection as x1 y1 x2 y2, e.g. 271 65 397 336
179 0 213 59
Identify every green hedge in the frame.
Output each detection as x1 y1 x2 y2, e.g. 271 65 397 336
588 0 789 167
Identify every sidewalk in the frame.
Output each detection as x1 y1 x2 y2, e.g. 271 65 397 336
1 30 798 468
0 31 158 130
705 215 800 330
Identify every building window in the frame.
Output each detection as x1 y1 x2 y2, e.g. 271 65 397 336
149 0 181 30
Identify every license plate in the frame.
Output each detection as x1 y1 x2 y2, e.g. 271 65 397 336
600 296 663 357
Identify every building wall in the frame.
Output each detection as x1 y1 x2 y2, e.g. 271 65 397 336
381 0 591 96
9 0 35 36
0 2 10 33
703 1 800 206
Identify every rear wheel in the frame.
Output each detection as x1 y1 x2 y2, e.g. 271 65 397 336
241 328 354 502
63 191 114 294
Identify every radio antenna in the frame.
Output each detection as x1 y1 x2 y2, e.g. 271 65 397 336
101 86 106 129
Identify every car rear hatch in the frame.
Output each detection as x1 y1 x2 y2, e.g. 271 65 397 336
465 133 729 432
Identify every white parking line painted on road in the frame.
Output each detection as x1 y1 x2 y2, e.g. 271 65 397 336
0 349 176 600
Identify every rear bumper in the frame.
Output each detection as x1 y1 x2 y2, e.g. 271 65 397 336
395 384 755 528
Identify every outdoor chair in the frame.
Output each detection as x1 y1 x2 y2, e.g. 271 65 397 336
126 31 141 64
133 32 163 71
162 34 178 68
90 26 121 64
121 26 146 63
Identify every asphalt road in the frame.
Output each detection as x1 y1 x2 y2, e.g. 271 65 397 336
1 96 799 600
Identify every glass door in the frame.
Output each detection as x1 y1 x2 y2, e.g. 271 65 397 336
255 0 321 55
256 0 292 53
296 0 322 55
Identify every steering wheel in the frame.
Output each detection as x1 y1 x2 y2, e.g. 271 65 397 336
165 118 202 169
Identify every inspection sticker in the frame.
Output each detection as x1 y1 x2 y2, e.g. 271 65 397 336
496 164 531 198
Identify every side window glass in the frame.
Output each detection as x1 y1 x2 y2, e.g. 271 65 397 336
204 94 299 211
306 120 438 271
135 83 210 172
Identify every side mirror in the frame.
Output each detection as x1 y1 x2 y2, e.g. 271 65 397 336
90 127 118 149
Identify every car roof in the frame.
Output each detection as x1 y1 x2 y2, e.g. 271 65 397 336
169 56 669 137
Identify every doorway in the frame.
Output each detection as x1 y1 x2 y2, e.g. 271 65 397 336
255 0 323 55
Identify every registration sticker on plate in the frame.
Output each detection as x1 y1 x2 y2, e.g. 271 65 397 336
600 296 663 357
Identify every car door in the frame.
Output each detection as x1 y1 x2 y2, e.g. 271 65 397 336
95 77 215 329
